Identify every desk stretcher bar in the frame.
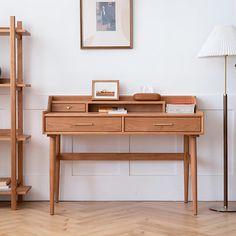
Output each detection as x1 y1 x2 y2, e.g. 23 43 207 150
58 153 187 161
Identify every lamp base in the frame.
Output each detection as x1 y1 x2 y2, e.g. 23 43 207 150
210 205 236 212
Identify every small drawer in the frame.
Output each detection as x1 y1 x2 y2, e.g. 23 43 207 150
125 117 201 132
52 103 86 112
46 117 122 132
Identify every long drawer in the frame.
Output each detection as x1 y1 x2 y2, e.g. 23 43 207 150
125 117 201 132
46 117 122 132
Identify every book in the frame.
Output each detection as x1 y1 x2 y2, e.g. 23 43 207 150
108 108 128 114
166 104 195 114
98 107 116 113
0 178 11 186
98 107 128 114
0 185 10 191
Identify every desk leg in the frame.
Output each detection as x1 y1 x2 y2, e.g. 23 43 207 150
189 136 198 215
55 135 61 203
50 136 56 215
184 135 189 204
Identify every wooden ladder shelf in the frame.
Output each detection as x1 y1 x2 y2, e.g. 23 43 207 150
0 16 31 209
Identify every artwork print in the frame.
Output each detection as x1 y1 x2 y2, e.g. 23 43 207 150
96 85 115 97
96 2 116 31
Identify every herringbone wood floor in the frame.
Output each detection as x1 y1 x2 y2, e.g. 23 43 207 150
0 202 236 236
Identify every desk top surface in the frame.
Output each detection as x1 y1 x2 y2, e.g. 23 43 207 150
44 111 203 117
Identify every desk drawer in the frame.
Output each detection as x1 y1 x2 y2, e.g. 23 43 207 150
46 117 122 132
125 117 201 132
52 103 86 112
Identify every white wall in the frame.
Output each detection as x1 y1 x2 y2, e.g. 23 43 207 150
1 0 236 201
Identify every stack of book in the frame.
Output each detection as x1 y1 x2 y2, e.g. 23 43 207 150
166 104 195 114
98 107 115 113
0 178 11 191
98 107 128 114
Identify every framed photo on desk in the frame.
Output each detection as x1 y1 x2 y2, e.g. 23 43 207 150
80 0 133 49
92 80 119 100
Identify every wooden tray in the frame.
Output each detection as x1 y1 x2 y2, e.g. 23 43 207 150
133 93 161 101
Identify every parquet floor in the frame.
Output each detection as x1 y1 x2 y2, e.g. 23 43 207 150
0 202 236 236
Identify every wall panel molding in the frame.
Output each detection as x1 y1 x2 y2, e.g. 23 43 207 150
1 94 236 200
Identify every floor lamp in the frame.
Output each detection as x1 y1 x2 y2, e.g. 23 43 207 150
198 25 236 212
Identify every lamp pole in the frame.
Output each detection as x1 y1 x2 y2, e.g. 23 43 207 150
210 55 236 212
223 55 228 209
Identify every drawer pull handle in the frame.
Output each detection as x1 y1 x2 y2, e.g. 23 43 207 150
74 123 94 126
66 106 72 110
153 123 174 126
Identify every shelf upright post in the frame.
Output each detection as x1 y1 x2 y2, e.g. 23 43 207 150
17 21 24 202
10 16 17 210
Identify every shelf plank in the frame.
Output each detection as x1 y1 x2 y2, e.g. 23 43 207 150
87 101 165 105
0 186 31 196
0 28 30 36
50 95 197 104
52 101 165 105
0 83 31 88
0 129 31 141
0 78 31 88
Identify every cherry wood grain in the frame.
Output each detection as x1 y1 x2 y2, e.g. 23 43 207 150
55 136 61 203
46 117 122 132
49 95 197 103
190 136 198 215
125 117 201 132
50 136 56 215
184 135 189 203
17 21 23 203
58 153 186 161
10 16 17 210
52 103 86 112
44 95 204 215
0 16 31 210
44 111 203 117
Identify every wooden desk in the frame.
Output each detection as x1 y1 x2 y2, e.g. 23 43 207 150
43 95 204 215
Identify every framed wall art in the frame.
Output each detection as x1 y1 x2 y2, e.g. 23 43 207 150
80 0 133 49
92 80 119 100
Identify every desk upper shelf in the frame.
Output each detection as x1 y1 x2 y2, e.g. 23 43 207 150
48 95 197 103
45 95 197 113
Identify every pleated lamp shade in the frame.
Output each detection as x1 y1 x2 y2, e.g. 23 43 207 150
198 25 236 57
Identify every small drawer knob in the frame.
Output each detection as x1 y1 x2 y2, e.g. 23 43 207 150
66 106 72 110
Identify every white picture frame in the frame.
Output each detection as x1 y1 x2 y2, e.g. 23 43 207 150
80 0 133 49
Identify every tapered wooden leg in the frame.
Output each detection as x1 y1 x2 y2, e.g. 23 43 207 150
189 136 198 215
184 135 189 204
50 136 56 215
55 135 61 203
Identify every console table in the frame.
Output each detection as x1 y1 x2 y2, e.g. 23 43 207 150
43 95 204 215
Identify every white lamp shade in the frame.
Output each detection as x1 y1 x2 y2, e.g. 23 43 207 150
198 25 236 57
